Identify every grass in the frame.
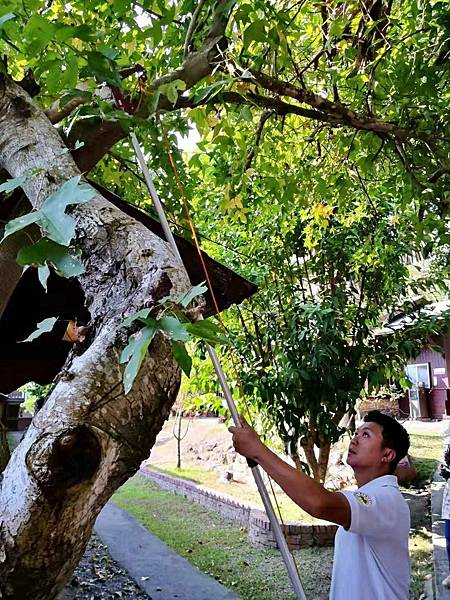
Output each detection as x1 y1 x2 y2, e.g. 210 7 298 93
116 427 444 599
408 432 443 484
409 527 434 599
407 430 443 598
113 474 333 600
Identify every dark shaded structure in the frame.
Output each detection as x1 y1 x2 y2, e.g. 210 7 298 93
0 183 257 394
0 391 31 431
373 301 450 420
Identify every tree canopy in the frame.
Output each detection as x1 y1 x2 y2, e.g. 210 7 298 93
1 0 450 475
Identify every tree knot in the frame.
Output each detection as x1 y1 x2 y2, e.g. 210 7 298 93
27 425 102 498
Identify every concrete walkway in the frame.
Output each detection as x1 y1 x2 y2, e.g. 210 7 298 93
95 502 240 600
432 424 450 599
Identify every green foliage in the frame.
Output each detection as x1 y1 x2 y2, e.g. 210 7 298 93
120 324 157 394
3 176 95 246
2 0 449 477
22 382 53 413
1 176 95 286
120 284 228 394
171 341 192 377
0 175 28 193
17 238 85 279
19 316 58 343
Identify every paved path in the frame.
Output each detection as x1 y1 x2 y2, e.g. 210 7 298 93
95 502 240 600
432 423 450 599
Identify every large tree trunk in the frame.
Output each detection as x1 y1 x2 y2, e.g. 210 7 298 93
0 75 191 598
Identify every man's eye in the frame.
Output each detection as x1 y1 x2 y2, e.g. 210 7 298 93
363 431 369 437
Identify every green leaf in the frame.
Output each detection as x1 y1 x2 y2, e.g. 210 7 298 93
98 46 120 60
158 79 186 105
23 14 55 55
120 309 153 328
159 282 208 308
178 282 208 308
85 51 122 87
17 238 85 277
192 80 232 104
185 319 228 345
20 317 58 343
2 177 95 247
51 250 85 277
113 0 130 12
0 175 28 193
45 59 65 95
39 176 96 246
38 264 51 291
171 341 192 376
2 211 41 242
121 325 157 394
157 316 189 341
243 20 267 47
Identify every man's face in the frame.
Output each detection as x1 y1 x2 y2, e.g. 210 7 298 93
346 421 394 470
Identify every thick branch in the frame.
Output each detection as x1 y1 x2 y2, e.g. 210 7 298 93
46 95 89 125
251 71 427 142
70 0 233 171
183 0 208 58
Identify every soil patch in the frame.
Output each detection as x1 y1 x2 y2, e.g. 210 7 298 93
59 534 148 599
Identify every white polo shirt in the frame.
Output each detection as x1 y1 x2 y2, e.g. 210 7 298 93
330 474 410 600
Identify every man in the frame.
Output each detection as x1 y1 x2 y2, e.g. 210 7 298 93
229 410 410 599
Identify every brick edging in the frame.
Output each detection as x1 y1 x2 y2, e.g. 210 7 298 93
140 466 336 549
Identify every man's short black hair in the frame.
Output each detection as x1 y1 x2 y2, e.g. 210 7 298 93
363 410 410 473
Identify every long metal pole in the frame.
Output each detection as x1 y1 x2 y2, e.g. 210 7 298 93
131 133 306 600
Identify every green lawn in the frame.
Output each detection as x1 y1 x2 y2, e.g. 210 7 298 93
407 430 443 599
113 474 333 600
150 464 317 523
115 427 444 600
408 432 443 484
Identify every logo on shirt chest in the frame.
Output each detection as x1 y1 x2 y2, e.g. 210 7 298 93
354 492 372 506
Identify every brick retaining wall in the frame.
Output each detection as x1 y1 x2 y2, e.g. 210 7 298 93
140 466 337 549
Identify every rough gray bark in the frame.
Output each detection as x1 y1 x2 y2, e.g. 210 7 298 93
0 75 191 599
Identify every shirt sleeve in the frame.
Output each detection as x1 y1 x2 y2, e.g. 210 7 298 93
339 487 399 538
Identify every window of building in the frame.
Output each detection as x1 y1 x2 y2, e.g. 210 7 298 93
406 363 431 388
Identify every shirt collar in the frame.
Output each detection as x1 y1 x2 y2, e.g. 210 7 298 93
359 474 399 491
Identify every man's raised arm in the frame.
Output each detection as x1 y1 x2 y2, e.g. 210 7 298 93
229 416 350 528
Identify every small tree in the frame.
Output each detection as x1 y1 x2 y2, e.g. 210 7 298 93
224 189 450 481
172 402 191 469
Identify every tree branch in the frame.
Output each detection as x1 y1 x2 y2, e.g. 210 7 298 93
251 71 429 142
46 95 89 125
68 5 433 173
244 110 272 171
71 0 234 171
183 0 208 58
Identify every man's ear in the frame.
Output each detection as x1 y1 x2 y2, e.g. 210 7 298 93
382 447 396 465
